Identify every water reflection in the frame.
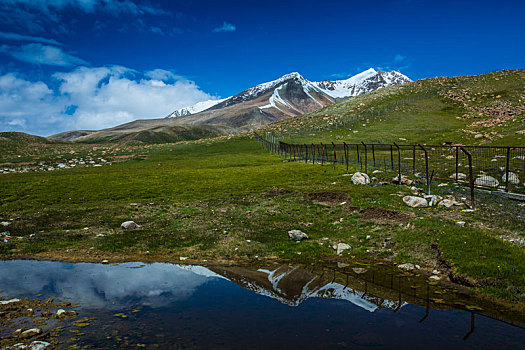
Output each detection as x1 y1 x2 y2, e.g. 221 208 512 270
1 260 524 349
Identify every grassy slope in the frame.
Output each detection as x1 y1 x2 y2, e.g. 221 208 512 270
267 69 525 146
1 70 525 310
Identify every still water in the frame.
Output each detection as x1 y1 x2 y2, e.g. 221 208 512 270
0 260 524 349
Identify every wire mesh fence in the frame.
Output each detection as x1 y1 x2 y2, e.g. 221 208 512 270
255 132 525 209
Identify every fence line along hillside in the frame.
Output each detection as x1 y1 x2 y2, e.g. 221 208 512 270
254 132 525 208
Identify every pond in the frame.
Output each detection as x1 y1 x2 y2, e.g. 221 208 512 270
1 260 524 349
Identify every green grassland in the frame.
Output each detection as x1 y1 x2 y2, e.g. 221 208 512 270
1 69 525 312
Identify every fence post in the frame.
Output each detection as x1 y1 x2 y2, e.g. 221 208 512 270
293 145 296 161
356 144 361 170
418 144 430 195
393 142 402 185
390 145 394 170
343 142 349 173
372 144 376 167
460 147 475 209
321 143 324 166
305 144 308 164
312 143 315 165
361 141 368 174
332 142 336 170
412 145 416 174
505 147 511 192
455 146 459 183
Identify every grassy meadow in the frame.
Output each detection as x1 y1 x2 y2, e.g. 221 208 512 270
1 69 525 310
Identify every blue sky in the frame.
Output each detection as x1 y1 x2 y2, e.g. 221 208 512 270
0 0 524 135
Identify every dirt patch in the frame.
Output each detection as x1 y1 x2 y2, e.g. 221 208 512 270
262 187 298 196
306 192 352 206
359 206 415 224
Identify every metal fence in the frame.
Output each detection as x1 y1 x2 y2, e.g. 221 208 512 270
255 133 525 208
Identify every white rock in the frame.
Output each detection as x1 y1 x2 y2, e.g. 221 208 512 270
101 259 109 264
1 221 10 226
398 263 416 271
30 341 51 350
475 175 499 188
429 275 441 281
351 172 370 185
19 328 42 339
121 221 141 229
502 172 520 185
179 256 189 261
55 309 66 318
438 199 456 208
402 196 428 208
456 221 466 227
333 243 351 255
288 229 309 241
424 195 442 206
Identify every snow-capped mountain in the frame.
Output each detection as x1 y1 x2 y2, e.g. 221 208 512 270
165 68 410 122
166 98 228 118
313 68 411 98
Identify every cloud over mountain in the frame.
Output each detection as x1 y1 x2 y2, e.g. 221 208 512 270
0 65 216 135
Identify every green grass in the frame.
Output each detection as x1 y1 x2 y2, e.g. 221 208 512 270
1 69 525 310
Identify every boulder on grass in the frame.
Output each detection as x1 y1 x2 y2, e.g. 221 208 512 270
288 229 308 241
121 221 141 229
402 196 428 208
351 172 370 185
501 172 520 185
474 175 499 188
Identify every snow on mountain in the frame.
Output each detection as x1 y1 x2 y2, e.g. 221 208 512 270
166 98 227 118
312 68 412 99
165 68 411 123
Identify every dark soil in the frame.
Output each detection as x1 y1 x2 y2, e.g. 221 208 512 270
359 206 415 224
306 192 353 206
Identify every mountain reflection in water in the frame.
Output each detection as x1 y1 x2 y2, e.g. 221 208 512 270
0 260 523 349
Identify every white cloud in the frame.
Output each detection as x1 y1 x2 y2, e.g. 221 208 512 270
213 22 236 33
0 0 167 16
0 43 88 66
0 32 62 45
0 66 217 135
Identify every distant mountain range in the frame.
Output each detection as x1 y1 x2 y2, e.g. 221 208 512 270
49 68 411 143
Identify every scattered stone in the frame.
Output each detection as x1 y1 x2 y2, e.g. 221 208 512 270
179 257 189 261
402 196 428 208
438 198 456 208
392 175 413 185
437 183 448 187
55 309 77 319
501 172 520 185
351 172 370 185
424 195 442 206
450 173 467 180
475 175 499 188
121 221 141 229
1 221 10 226
288 229 309 241
333 243 351 255
19 328 42 339
1 298 20 305
398 263 415 271
352 267 368 274
429 275 441 281
101 259 109 264
432 269 440 275
456 221 466 227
